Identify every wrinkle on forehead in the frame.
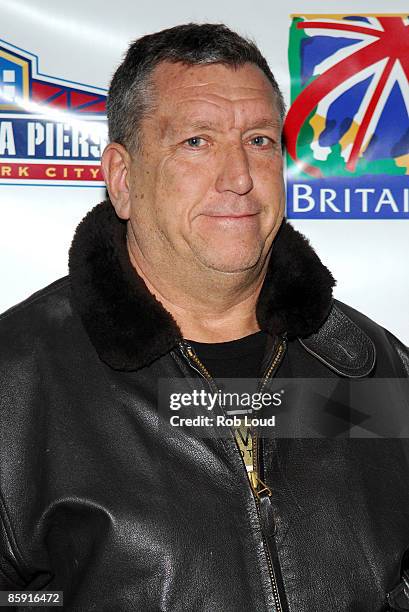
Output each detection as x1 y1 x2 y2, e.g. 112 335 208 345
166 82 273 97
149 62 281 136
167 92 276 108
152 61 275 97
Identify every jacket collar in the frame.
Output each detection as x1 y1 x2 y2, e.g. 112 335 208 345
69 200 337 371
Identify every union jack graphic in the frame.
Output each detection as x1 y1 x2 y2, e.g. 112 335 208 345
284 15 409 179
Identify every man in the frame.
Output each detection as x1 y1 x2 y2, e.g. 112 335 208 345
0 23 408 612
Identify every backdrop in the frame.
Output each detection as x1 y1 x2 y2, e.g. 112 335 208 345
1 0 408 343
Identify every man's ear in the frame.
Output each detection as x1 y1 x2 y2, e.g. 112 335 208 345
101 143 131 220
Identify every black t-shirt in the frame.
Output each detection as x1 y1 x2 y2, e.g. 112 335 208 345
187 330 268 379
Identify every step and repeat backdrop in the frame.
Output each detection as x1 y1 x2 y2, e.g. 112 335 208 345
1 0 408 342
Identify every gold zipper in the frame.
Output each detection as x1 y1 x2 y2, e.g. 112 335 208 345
251 338 286 495
251 338 287 612
260 340 286 392
185 346 214 381
181 338 287 611
255 499 283 612
251 339 287 490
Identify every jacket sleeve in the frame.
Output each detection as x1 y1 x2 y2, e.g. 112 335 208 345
385 329 409 377
0 496 27 590
0 514 27 610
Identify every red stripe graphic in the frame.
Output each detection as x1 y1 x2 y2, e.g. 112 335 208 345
284 16 409 176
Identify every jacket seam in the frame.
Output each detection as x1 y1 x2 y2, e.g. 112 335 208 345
0 490 31 583
384 329 409 378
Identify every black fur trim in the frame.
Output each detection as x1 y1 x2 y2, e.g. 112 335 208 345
257 221 336 339
69 200 335 370
69 200 182 370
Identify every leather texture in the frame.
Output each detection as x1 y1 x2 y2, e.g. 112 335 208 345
299 303 376 377
0 277 408 611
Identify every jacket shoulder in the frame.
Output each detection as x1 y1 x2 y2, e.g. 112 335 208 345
0 276 70 325
0 276 78 361
0 276 71 328
0 276 71 324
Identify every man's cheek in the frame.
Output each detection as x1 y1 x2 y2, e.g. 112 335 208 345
253 155 283 180
162 169 211 208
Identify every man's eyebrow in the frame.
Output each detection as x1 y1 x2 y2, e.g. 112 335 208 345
182 118 281 131
246 118 282 130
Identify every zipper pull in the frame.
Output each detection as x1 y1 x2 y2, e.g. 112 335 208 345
258 490 278 544
249 470 273 498
181 342 194 358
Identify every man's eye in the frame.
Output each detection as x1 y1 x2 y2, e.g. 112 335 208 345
249 136 272 147
185 137 207 148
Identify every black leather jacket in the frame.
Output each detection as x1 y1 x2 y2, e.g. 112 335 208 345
1 201 408 612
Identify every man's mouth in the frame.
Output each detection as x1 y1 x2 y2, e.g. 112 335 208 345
208 213 258 218
201 210 260 220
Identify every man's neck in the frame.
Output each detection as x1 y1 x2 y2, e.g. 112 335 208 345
127 240 268 343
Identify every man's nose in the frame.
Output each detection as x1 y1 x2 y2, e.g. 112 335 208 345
215 144 253 195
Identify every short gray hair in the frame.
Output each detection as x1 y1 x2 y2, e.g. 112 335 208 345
107 23 286 151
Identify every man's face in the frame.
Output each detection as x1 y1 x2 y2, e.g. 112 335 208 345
126 61 285 275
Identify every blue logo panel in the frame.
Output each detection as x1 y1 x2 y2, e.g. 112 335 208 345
0 57 24 103
287 176 409 219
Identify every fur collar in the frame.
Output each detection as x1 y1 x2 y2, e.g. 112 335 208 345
68 200 335 371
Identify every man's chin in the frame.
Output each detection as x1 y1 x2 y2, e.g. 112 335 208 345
194 249 264 274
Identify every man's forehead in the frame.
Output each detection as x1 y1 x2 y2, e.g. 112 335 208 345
151 60 275 99
158 108 281 139
150 61 280 133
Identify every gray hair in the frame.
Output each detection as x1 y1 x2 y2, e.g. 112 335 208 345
107 23 286 151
